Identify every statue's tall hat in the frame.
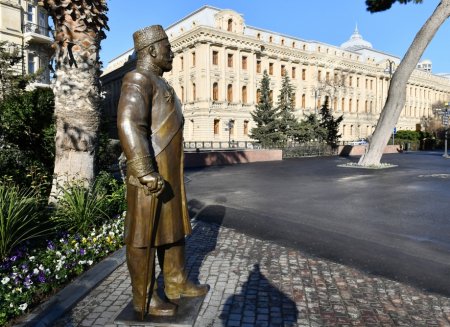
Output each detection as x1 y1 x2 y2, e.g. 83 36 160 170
133 25 168 52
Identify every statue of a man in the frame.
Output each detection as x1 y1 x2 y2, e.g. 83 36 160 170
117 25 207 317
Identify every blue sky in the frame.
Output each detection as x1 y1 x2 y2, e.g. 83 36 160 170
101 0 450 74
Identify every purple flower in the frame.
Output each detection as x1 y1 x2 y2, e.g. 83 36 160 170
10 256 17 262
38 272 46 283
80 249 86 256
24 276 33 288
47 241 55 250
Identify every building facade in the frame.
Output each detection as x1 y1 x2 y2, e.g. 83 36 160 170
0 0 52 87
101 6 450 142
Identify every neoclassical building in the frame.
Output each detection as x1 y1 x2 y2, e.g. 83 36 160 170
0 0 52 87
101 5 450 142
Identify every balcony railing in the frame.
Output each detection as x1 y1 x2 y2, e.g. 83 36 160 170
23 22 51 38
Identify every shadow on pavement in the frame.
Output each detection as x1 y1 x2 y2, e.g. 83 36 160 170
183 199 226 286
220 264 298 326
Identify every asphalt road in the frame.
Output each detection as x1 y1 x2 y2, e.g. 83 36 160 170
185 152 450 297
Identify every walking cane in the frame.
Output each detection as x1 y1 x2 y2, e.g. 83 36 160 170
128 175 161 321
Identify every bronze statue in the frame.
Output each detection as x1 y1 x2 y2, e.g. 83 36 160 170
117 25 208 318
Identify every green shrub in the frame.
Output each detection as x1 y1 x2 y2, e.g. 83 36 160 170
94 171 127 217
0 184 50 260
51 178 114 235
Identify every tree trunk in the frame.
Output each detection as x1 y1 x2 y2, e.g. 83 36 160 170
358 0 450 166
39 0 108 201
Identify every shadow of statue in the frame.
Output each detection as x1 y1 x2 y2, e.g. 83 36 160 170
155 199 226 290
220 264 298 326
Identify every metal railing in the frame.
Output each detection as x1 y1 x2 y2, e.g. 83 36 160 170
184 141 260 150
23 22 51 37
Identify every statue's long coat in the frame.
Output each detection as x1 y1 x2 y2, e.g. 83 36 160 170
117 69 191 248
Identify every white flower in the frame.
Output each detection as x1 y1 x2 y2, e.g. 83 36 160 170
9 303 13 308
78 260 86 265
33 268 39 275
87 260 93 265
55 275 60 280
29 256 35 261
90 232 96 236
55 251 62 257
38 264 44 271
108 231 115 237
1 277 10 285
18 303 28 311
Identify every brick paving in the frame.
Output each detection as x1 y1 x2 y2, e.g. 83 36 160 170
54 221 450 327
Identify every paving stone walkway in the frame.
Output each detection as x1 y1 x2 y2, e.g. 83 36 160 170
54 221 450 327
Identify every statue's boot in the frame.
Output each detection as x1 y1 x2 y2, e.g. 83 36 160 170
160 243 208 300
127 246 177 316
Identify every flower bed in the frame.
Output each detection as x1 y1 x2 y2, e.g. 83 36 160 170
0 213 125 326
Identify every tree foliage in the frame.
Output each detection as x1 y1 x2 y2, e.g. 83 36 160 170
250 70 282 147
276 75 302 145
297 114 327 142
319 99 343 147
366 0 423 13
0 88 55 187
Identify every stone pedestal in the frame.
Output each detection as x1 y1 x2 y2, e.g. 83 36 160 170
114 295 205 327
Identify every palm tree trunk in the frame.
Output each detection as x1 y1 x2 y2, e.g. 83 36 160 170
38 0 108 200
358 0 450 166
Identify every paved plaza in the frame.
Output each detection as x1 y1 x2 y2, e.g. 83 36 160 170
53 220 450 326
33 152 450 326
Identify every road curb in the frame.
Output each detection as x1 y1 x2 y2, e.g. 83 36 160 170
15 247 126 327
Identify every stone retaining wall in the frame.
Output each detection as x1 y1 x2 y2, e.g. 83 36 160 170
184 149 283 168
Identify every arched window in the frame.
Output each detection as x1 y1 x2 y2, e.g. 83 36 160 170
301 94 306 109
341 98 345 111
349 98 352 112
269 90 273 104
180 86 184 103
269 36 273 43
227 19 233 32
227 84 233 102
242 86 247 104
257 33 261 39
213 83 218 101
256 89 261 103
192 83 196 101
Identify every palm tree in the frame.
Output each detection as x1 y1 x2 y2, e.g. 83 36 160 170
38 0 109 200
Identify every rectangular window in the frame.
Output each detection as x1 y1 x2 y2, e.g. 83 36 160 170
227 54 233 68
244 121 249 136
269 63 274 75
214 119 220 135
318 70 322 82
180 56 184 70
281 65 285 77
212 51 218 65
27 4 34 22
292 67 296 79
256 60 261 73
192 52 196 66
302 68 306 81
370 80 373 90
27 53 35 74
357 77 360 88
349 76 353 87
326 71 330 82
242 56 247 70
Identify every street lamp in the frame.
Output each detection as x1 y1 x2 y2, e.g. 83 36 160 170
433 103 450 158
385 59 396 79
228 119 234 148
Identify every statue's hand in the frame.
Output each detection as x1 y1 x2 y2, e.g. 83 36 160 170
139 172 165 195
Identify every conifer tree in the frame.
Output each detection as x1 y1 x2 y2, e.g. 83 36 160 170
319 98 343 147
276 74 301 146
250 70 281 147
297 113 326 142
